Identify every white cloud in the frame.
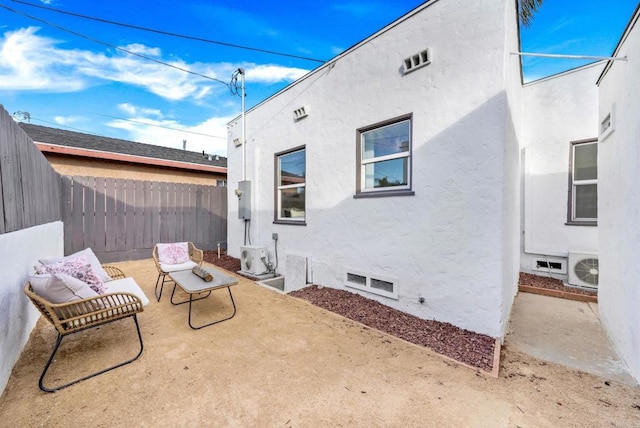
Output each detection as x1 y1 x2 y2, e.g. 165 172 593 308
117 103 163 118
123 43 161 57
0 27 87 91
54 115 82 125
245 64 308 84
0 26 309 101
107 109 233 156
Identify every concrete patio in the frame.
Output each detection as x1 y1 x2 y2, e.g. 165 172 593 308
0 258 638 427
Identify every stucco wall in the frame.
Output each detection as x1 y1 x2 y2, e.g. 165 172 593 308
0 221 63 394
45 154 225 186
520 63 602 275
597 12 640 382
500 0 523 336
228 0 514 337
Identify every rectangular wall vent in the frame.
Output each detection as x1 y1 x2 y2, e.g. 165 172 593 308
344 268 398 299
293 105 310 121
403 48 431 74
531 256 567 274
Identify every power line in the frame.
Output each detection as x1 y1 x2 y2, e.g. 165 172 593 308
0 2 231 87
18 115 226 140
90 113 227 140
9 0 326 64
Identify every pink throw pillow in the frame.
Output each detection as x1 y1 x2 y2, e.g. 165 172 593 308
157 243 190 265
35 256 106 294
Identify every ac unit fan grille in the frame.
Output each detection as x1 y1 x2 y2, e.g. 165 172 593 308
573 257 599 287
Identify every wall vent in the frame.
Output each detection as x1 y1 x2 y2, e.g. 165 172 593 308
344 268 398 299
599 103 615 141
293 106 310 121
403 48 431 74
531 256 567 274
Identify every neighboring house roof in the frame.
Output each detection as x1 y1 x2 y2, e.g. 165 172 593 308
20 123 227 174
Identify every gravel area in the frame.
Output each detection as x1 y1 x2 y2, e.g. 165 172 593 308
290 285 496 373
519 272 597 296
204 253 593 374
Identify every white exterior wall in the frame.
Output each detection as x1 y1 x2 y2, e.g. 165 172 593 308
597 10 640 382
229 0 517 337
520 63 602 276
0 221 63 394
500 0 523 333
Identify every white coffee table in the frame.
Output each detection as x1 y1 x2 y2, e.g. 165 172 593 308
169 266 238 329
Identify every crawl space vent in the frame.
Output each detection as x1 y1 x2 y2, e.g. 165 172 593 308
403 48 431 74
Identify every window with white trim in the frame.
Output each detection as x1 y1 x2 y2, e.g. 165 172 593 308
568 139 597 224
275 146 306 224
356 115 413 197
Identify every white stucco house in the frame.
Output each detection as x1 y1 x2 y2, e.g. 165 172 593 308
226 0 640 381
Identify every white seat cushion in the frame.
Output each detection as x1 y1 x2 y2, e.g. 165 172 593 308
104 277 150 307
160 260 198 273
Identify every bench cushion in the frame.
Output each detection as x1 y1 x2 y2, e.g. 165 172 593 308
105 277 150 307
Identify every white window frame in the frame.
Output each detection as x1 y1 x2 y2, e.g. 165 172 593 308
356 115 413 196
569 139 597 224
275 146 306 224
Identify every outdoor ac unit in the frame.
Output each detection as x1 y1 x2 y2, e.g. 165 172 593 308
568 252 599 289
240 245 269 276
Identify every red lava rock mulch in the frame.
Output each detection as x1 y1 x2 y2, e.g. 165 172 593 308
203 251 241 273
290 285 496 373
204 251 495 373
518 272 597 302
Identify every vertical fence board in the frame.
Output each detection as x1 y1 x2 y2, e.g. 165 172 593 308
151 181 160 245
94 177 106 252
125 179 135 250
105 178 117 251
61 176 73 254
115 179 126 251
71 177 84 253
134 180 145 249
143 181 153 248
82 177 95 250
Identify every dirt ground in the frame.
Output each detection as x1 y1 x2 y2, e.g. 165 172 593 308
1 258 639 427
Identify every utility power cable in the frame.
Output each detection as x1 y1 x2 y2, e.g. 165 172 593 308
0 2 231 87
90 113 227 139
9 0 326 64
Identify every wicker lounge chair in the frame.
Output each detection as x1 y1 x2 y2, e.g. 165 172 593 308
152 242 203 301
24 265 146 392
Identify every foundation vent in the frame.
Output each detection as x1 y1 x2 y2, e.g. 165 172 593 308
344 268 398 299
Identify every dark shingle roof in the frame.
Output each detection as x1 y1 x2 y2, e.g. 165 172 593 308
19 123 227 168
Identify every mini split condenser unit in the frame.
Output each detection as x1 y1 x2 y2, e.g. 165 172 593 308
240 245 269 276
568 252 599 289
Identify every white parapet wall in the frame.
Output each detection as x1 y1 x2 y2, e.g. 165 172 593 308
0 221 64 394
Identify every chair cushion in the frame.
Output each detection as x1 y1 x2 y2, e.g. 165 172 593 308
160 260 198 273
35 258 106 294
29 273 99 304
40 248 112 283
104 277 150 307
157 242 190 265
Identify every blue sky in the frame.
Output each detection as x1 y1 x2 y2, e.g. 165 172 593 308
0 0 637 156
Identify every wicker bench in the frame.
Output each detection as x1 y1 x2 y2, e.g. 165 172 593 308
24 265 146 392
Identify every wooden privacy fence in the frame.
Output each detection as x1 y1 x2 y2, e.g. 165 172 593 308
62 176 227 262
0 107 62 233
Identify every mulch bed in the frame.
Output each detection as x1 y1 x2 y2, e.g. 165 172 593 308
518 272 597 302
290 285 496 373
203 251 241 273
